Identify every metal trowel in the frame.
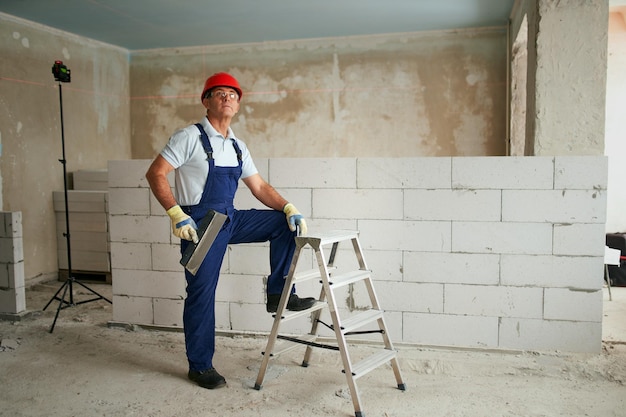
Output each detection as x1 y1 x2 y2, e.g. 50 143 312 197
180 210 227 275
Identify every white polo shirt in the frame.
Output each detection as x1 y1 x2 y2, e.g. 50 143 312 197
160 117 258 206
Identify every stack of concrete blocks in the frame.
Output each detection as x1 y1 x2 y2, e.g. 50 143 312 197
108 156 607 353
73 169 108 191
53 169 110 281
108 160 183 327
0 211 26 318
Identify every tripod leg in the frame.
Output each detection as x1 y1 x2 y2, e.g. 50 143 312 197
73 279 112 304
48 279 71 333
43 279 70 311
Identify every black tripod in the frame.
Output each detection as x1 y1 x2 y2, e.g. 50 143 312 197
43 61 111 333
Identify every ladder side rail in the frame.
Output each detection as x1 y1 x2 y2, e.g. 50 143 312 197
315 246 365 415
387 348 405 389
363 275 399 351
302 283 328 367
377 315 406 390
255 242 306 389
329 304 365 415
346 370 365 417
351 236 369 271
352 235 406 395
363 276 381 311
312 246 338 336
365 278 406 390
313 245 357 368
377 316 395 350
315 247 345 332
327 241 340 268
302 242 333 366
275 240 306 315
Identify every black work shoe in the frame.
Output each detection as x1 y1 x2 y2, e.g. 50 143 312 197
266 294 316 313
188 368 226 389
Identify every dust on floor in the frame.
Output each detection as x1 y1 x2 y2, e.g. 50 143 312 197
0 282 625 417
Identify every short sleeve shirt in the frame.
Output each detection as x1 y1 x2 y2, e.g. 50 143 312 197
160 117 258 206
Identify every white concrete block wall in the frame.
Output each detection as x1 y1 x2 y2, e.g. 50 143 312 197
108 156 607 353
0 212 26 315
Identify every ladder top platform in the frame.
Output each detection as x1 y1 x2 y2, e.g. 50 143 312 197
295 230 359 247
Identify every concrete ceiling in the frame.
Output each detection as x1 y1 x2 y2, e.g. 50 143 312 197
0 0 514 50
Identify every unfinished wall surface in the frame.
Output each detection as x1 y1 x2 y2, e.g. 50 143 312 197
606 7 626 233
510 0 609 156
0 13 132 284
534 0 608 156
108 156 607 353
130 29 508 160
509 13 528 156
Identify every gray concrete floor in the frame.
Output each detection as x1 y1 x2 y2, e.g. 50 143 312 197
0 282 624 417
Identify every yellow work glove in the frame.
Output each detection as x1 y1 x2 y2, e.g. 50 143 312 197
166 205 199 243
283 203 307 236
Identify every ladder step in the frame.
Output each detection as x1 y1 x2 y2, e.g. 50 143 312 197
328 270 371 288
339 309 384 334
293 266 336 284
275 301 326 321
296 230 359 247
293 268 321 283
346 349 397 379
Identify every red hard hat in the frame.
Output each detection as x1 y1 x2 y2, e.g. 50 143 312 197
201 72 242 102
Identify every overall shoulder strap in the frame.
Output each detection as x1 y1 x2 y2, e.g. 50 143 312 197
194 123 213 160
231 140 243 162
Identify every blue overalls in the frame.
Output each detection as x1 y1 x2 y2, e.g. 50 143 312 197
180 123 296 373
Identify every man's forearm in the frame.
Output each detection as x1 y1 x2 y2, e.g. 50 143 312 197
146 157 177 210
148 176 177 210
253 182 288 211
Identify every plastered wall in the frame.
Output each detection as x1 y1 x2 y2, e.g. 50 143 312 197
108 156 607 353
0 14 132 283
130 29 508 160
509 0 609 156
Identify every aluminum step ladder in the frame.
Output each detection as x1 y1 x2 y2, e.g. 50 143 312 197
254 230 406 417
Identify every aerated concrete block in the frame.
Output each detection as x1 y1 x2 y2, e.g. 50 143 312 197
543 288 603 322
375 281 443 314
554 156 608 190
108 188 151 215
444 284 543 319
403 252 500 285
403 312 499 348
269 158 357 188
313 189 403 220
452 156 554 190
452 221 553 255
499 318 601 353
405 189 501 221
359 220 451 252
112 295 154 325
153 298 184 327
502 190 606 223
357 157 452 189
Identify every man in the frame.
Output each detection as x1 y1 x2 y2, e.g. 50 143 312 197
145 72 315 390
